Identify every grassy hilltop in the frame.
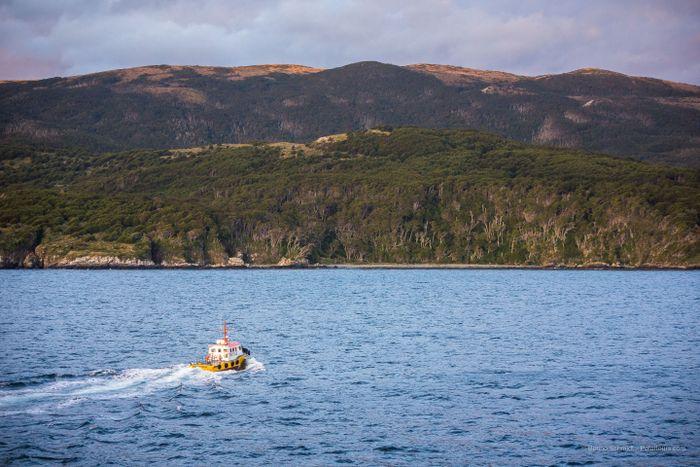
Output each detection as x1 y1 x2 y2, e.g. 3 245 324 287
1 127 698 268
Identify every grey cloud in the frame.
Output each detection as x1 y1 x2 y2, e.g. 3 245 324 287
0 0 698 83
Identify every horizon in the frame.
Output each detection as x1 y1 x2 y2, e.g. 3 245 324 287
1 0 698 84
1 60 697 86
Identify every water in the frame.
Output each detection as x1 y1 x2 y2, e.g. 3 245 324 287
0 270 698 464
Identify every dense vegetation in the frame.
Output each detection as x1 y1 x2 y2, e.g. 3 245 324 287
1 128 698 268
1 62 698 167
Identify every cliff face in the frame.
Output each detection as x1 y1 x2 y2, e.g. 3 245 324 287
1 62 699 167
1 128 698 268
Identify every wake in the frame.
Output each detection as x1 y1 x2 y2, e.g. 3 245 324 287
0 358 264 414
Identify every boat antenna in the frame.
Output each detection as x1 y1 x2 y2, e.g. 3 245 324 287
223 320 228 344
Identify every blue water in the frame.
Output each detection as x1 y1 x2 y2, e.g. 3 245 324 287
0 270 698 464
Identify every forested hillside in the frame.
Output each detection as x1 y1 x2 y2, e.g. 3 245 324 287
1 62 699 167
1 128 697 268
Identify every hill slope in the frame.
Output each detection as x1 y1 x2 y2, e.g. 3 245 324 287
1 62 698 167
1 128 698 268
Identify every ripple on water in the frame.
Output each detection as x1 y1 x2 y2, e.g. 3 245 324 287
0 269 698 464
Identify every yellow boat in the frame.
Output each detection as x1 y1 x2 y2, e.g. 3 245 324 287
189 322 250 372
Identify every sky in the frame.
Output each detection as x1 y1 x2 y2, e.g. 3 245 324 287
1 0 699 83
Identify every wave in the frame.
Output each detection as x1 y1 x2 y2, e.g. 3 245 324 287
0 358 264 415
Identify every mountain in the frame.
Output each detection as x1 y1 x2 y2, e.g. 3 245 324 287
1 127 698 268
1 62 698 167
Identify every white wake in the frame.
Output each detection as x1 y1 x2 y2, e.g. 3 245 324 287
0 358 264 415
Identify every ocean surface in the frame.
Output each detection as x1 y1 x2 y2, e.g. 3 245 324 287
0 269 698 465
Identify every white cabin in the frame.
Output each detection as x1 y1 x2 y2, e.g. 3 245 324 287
207 339 243 363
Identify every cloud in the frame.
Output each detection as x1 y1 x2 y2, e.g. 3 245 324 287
0 0 698 83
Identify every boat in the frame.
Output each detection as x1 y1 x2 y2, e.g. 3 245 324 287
189 321 251 372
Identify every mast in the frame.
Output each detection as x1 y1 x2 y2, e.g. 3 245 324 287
223 320 229 344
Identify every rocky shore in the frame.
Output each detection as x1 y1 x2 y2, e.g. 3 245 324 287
1 254 695 270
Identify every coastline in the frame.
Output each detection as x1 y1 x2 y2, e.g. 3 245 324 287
303 263 699 270
1 263 697 271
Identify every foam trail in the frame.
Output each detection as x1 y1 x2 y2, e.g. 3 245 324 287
0 361 263 414
245 357 266 372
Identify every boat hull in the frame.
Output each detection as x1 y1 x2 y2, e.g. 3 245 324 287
189 355 247 372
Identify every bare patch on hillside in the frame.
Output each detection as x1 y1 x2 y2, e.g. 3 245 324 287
166 141 321 159
533 116 578 147
223 64 324 80
114 66 178 83
166 143 251 158
367 129 391 136
62 64 323 86
313 133 348 144
407 64 522 85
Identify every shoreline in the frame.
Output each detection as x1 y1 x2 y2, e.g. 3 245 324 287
1 263 697 271
306 263 699 271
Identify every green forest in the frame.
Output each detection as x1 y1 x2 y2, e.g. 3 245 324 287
1 127 698 268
